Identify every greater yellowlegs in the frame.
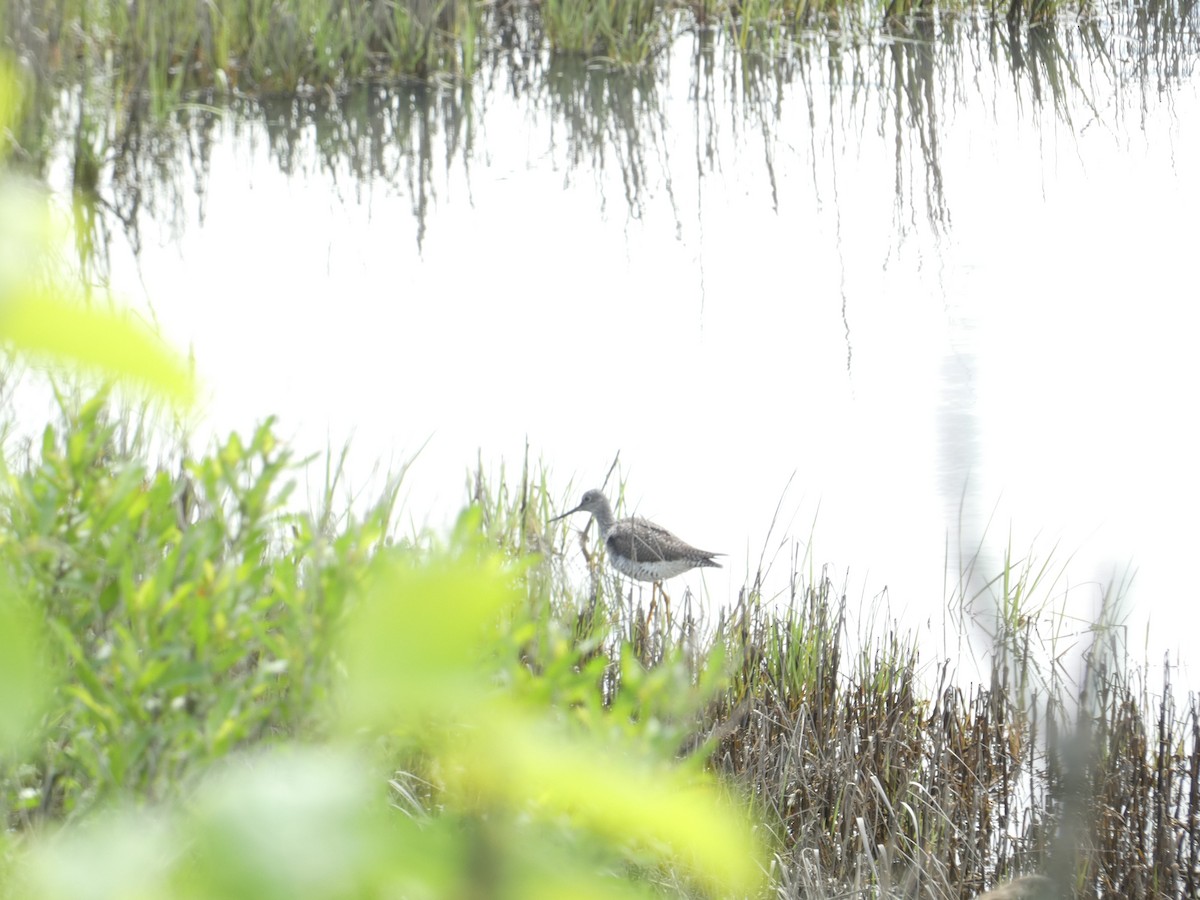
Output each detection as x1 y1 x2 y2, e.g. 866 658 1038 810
551 489 723 588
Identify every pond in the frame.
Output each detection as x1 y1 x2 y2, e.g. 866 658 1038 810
44 15 1200 669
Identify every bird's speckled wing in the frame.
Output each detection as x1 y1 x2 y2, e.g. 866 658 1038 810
606 516 720 565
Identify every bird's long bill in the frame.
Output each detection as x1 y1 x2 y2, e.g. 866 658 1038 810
549 504 583 522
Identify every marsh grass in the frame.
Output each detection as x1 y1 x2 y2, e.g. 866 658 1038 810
12 9 1149 277
5 0 1178 96
6 0 485 96
8 6 1185 274
542 0 670 62
519 460 1199 897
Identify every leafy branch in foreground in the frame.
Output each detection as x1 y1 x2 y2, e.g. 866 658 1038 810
0 393 389 822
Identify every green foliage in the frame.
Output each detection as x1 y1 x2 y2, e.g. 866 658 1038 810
1 54 192 814
0 393 385 820
339 509 523 728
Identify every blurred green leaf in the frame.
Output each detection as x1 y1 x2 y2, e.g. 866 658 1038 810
1 285 196 406
337 529 763 895
338 546 518 727
22 807 178 900
0 175 195 406
0 58 20 158
0 178 55 299
0 586 53 754
444 705 766 896
182 747 395 900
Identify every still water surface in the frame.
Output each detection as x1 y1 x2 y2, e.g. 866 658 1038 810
51 20 1200 672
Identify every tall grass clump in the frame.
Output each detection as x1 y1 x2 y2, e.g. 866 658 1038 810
5 0 1184 98
541 0 671 63
5 0 485 99
719 0 843 53
715 580 1200 897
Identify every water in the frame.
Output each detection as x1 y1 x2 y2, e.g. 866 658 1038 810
43 17 1200 672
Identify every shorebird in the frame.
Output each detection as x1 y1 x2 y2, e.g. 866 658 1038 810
551 489 723 590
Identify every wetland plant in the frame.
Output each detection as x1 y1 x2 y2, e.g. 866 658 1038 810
1 0 1150 90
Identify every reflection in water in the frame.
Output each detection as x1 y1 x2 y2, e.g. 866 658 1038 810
257 86 480 248
539 55 676 223
59 101 221 278
884 19 953 232
37 8 1184 272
